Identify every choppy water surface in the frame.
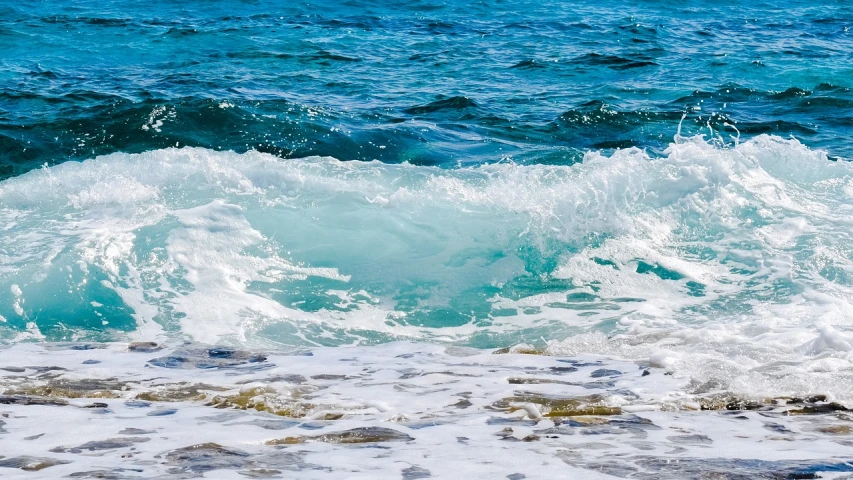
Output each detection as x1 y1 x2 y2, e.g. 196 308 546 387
2 1 853 478
1 0 852 178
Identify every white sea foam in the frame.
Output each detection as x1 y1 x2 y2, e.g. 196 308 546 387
0 136 851 403
0 341 851 479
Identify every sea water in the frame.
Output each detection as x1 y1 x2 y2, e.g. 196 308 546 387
1 1 853 478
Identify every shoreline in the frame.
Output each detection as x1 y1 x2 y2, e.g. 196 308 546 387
2 341 852 478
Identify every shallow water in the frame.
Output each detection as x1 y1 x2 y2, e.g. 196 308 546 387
2 0 853 477
2 341 853 479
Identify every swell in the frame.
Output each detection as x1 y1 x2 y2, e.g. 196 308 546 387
4 0 853 180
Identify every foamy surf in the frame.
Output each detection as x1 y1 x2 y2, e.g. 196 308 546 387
2 341 853 479
1 137 853 409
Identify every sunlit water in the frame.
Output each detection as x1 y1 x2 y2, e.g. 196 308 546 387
1 1 853 478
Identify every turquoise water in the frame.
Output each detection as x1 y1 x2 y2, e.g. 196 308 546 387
0 1 852 348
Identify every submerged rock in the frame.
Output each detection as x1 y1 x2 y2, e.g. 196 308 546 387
118 428 156 435
310 374 352 381
0 456 71 471
44 343 106 352
128 342 160 352
51 436 150 453
698 394 765 411
164 443 251 473
236 374 306 385
629 456 853 479
147 408 177 416
148 348 267 370
787 402 850 415
266 427 414 445
507 377 577 386
492 345 545 355
0 395 69 406
590 369 622 378
67 469 144 479
493 393 621 417
135 383 225 402
4 378 127 399
238 418 300 430
402 466 432 479
815 425 853 435
693 393 851 415
667 434 713 445
238 468 283 478
206 386 315 418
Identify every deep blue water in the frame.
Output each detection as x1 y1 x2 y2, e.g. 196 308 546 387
1 0 852 179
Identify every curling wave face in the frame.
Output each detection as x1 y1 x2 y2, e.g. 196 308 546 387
1 136 853 401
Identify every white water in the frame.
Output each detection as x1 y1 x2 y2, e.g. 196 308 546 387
1 136 852 403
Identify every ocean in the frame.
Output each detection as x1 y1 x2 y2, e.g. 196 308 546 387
1 1 852 478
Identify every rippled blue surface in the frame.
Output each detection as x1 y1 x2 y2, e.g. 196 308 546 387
1 0 852 178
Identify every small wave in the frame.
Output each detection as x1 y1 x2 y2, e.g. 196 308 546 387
571 53 659 70
404 96 478 114
226 50 295 60
307 50 362 63
769 87 812 99
509 59 547 70
3 85 851 183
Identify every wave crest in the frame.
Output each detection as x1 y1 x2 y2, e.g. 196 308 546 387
0 136 851 368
